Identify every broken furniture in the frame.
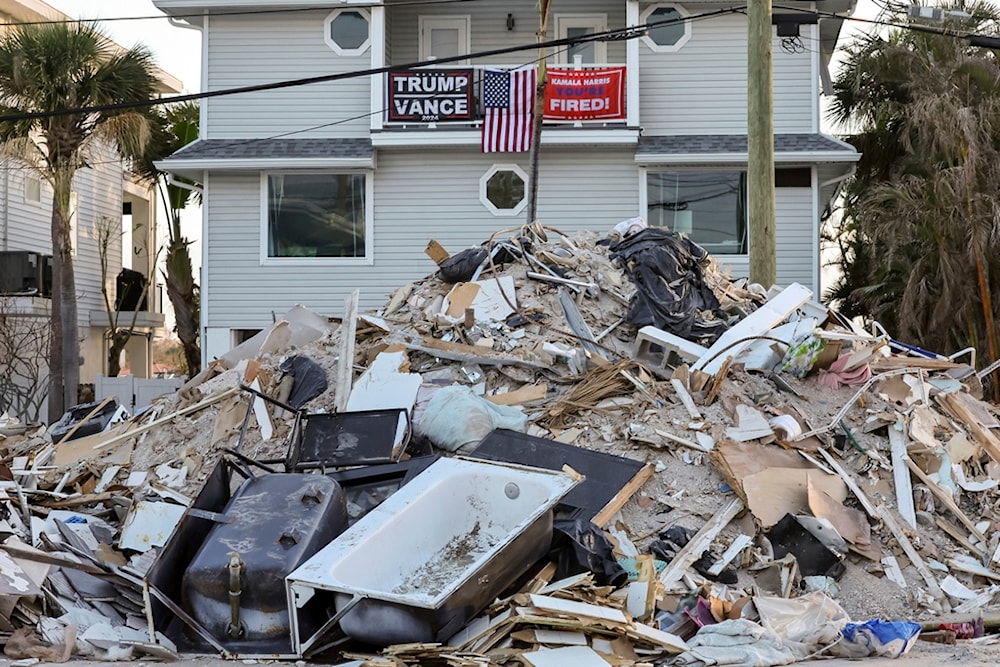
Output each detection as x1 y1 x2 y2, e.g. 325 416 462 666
145 456 349 658
469 429 646 522
286 458 580 654
284 408 410 471
327 455 437 526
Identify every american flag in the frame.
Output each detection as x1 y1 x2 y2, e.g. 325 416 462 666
481 66 537 153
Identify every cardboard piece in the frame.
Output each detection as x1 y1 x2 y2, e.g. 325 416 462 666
807 478 871 546
742 467 847 528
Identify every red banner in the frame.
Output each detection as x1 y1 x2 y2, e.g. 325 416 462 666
543 67 626 121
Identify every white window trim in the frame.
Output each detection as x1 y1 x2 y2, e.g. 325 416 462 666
258 171 375 267
324 8 371 56
418 15 471 64
555 14 608 64
640 4 692 53
480 164 528 217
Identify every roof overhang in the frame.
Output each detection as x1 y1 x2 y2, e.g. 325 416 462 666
156 156 374 180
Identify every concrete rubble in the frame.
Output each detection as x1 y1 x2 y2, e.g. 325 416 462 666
2 222 1000 665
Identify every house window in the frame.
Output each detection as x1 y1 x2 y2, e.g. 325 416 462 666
419 16 470 63
325 9 370 55
640 5 691 52
555 14 607 65
646 171 748 254
24 176 40 203
480 165 527 216
264 173 370 260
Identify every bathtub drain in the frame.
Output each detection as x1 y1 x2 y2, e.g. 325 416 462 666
504 482 520 499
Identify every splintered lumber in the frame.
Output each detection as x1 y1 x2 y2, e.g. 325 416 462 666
817 448 879 518
888 424 916 529
425 239 450 265
876 505 948 604
904 458 988 545
937 392 1000 464
335 289 360 412
935 517 987 559
658 498 744 589
400 334 546 369
94 386 240 450
591 463 655 528
670 379 702 420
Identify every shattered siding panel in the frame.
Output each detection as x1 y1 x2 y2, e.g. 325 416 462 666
639 14 814 135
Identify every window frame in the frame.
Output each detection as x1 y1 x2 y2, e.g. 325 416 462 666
258 170 374 267
324 8 372 56
479 164 528 217
640 4 692 53
555 14 608 65
644 169 748 255
23 175 41 204
418 15 471 64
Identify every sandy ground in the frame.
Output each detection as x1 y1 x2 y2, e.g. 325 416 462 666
3 640 997 667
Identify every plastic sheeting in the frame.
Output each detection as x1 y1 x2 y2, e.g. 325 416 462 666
549 518 629 588
415 385 527 453
279 355 328 408
607 229 730 341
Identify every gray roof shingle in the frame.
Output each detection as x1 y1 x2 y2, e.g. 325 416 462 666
637 133 856 155
166 138 373 161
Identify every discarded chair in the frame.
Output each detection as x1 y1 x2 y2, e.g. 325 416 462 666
284 408 411 471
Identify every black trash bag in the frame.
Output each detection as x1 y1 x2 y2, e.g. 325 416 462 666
609 228 730 342
649 524 737 584
438 247 489 283
279 355 328 408
548 518 629 588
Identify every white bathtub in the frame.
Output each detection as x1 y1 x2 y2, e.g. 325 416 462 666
286 457 579 652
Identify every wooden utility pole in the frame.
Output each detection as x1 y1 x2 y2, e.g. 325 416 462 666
747 0 776 288
525 0 551 227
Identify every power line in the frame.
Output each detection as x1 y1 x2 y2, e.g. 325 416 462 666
0 5 748 123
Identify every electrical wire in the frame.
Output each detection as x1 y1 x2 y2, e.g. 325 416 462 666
0 6 747 123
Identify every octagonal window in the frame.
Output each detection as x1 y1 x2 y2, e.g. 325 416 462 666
325 9 370 55
641 5 691 52
480 165 527 216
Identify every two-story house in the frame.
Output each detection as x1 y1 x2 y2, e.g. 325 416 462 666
0 0 182 419
152 0 860 364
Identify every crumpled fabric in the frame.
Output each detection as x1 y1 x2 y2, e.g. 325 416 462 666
832 620 922 658
672 619 809 667
608 228 730 341
816 352 872 389
414 385 526 453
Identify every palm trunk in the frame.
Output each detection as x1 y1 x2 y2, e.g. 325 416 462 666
974 251 999 400
49 170 79 418
165 234 200 376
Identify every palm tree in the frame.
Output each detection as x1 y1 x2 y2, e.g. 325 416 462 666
826 2 1000 390
0 22 159 421
134 101 201 376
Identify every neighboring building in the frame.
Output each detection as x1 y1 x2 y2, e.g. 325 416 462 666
153 0 860 364
0 0 183 414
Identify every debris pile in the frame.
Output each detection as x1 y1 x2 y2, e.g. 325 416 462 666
2 221 1000 665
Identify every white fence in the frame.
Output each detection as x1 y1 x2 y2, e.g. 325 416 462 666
95 374 185 414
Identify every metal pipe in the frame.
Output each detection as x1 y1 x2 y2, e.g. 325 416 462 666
226 552 245 639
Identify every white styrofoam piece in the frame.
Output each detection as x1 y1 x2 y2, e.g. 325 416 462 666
523 645 612 667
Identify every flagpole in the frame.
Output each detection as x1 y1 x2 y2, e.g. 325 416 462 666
525 0 551 229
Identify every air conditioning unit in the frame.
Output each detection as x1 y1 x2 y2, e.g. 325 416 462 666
0 251 44 296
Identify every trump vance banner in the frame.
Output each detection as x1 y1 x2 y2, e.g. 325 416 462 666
387 69 474 122
543 67 626 121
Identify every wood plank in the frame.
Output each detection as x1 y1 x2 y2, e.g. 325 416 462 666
486 383 548 406
425 239 450 265
658 498 744 589
889 423 917 529
877 505 948 603
399 334 546 369
670 379 702 420
94 386 240 451
817 448 879 518
591 463 655 528
528 594 629 624
905 458 988 544
935 517 987 558
335 289 359 412
937 393 1000 464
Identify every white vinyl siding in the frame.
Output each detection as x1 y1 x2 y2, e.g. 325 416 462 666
388 0 627 66
205 11 370 139
201 148 639 328
638 11 815 135
711 185 815 291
